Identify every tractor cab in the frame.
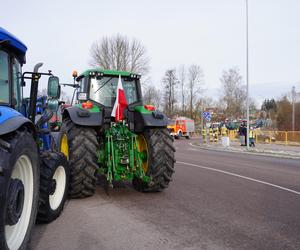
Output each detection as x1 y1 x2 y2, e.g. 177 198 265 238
0 27 26 112
75 69 143 110
0 27 61 121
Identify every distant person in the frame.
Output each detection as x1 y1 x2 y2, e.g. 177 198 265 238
238 124 245 146
243 125 247 146
249 127 255 147
221 125 227 137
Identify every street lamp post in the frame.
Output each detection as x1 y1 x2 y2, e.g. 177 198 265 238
246 0 250 150
292 86 296 131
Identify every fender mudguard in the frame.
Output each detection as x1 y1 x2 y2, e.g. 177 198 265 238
128 108 168 133
0 106 35 136
63 106 103 126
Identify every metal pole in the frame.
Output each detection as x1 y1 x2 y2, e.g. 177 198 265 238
201 99 204 130
292 86 295 131
246 0 250 150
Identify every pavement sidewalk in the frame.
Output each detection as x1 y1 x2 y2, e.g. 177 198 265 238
193 138 300 159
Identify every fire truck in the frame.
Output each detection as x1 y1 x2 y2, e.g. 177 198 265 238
168 117 195 139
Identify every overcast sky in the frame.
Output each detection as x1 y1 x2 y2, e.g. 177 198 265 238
1 0 300 105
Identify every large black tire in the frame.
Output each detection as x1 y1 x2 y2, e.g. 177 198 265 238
0 129 39 250
133 128 176 192
59 117 98 198
37 151 69 223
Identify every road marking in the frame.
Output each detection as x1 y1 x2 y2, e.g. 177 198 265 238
187 148 198 151
177 161 300 196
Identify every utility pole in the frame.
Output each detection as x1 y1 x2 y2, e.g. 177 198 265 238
245 0 250 150
292 86 296 131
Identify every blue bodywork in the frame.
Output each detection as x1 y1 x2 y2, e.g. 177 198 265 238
0 27 27 64
0 106 33 136
0 106 23 125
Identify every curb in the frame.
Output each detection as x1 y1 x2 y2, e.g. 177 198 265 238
190 143 300 160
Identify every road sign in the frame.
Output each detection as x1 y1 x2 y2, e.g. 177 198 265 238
202 111 211 118
202 111 211 122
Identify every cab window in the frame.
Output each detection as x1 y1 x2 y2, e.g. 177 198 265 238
0 50 9 103
12 58 22 110
79 77 87 92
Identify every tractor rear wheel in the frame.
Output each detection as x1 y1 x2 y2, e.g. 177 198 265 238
59 118 98 198
0 129 39 250
37 151 69 223
133 128 176 192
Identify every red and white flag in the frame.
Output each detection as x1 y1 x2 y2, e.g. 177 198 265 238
111 75 128 121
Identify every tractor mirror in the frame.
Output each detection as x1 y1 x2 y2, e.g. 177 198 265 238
48 99 59 112
47 76 61 99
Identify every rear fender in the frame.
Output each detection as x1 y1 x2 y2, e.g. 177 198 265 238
128 106 168 132
62 106 103 126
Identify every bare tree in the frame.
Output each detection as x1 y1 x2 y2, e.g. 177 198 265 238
187 65 204 118
276 96 292 130
90 34 150 75
201 96 215 108
220 67 246 118
162 69 178 116
143 85 161 109
178 65 186 114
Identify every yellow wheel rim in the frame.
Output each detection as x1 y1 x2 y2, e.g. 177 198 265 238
60 134 69 160
137 134 148 173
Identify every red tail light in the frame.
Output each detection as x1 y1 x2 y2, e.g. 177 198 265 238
144 105 156 111
82 101 93 109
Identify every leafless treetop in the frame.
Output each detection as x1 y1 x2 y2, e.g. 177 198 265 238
90 34 150 75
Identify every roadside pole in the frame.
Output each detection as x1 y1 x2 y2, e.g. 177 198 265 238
246 0 250 150
201 100 204 131
292 86 296 131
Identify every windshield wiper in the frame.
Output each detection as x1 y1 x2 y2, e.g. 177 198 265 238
94 77 113 94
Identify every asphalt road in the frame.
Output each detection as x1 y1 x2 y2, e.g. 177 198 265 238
30 138 300 250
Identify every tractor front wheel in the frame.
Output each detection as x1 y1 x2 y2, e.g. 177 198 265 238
59 118 98 198
37 151 69 223
0 129 39 250
133 128 176 192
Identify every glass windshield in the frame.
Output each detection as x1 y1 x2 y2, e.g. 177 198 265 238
89 76 138 107
0 50 9 103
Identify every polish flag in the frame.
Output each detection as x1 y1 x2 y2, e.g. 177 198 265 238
111 75 128 121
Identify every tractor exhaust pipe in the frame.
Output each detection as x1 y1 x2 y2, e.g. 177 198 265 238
28 63 43 123
33 63 43 73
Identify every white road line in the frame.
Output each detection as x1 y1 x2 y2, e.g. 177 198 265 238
187 148 198 151
177 161 300 196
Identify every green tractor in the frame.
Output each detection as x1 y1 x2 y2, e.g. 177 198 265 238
59 69 175 198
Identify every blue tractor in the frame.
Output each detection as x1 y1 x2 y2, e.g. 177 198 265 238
0 28 69 250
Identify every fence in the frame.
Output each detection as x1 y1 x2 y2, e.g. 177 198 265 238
227 130 300 146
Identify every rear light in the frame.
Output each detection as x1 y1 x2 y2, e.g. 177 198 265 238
82 101 93 109
144 105 156 111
